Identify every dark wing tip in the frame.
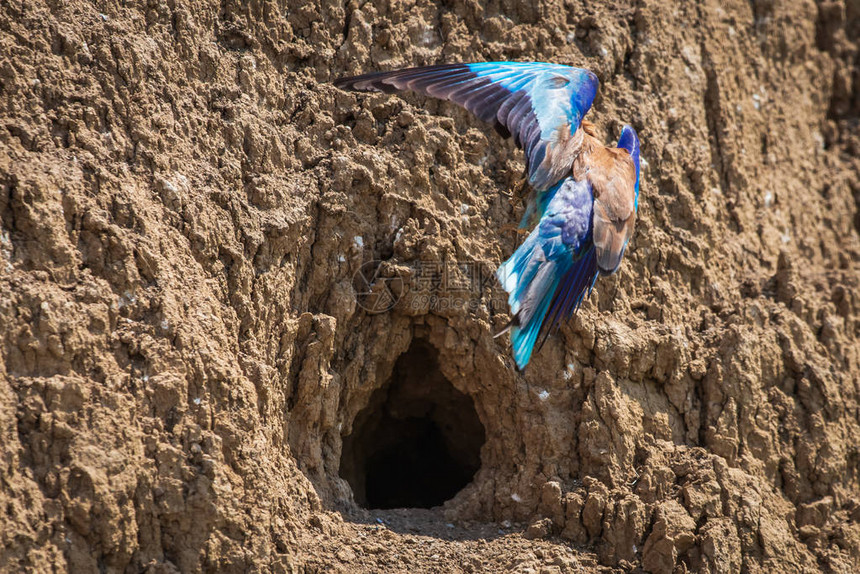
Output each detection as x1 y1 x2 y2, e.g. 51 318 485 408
494 123 511 139
333 74 386 92
334 64 472 93
333 70 403 93
332 76 353 89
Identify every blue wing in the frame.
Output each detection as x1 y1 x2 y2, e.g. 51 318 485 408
496 177 599 369
334 62 599 191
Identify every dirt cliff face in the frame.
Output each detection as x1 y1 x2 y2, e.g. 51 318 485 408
1 0 859 572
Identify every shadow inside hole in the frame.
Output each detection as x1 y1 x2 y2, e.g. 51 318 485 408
340 339 485 509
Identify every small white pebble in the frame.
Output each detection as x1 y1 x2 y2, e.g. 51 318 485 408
511 493 522 503
813 131 825 150
353 236 364 249
161 179 177 194
563 363 575 381
420 28 436 46
752 94 761 110
40 301 50 312
193 397 202 405
538 390 550 401
764 192 773 208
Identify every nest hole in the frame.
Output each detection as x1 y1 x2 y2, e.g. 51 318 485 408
340 340 485 509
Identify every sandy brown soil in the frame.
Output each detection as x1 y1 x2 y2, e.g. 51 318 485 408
1 0 859 572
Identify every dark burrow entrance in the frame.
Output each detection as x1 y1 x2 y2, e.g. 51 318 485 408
340 340 485 509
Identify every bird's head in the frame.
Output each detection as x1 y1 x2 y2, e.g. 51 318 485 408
617 125 641 207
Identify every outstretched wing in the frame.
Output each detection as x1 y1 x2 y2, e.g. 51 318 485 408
334 62 599 191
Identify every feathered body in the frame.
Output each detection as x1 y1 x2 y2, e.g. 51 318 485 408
497 123 640 367
335 62 641 369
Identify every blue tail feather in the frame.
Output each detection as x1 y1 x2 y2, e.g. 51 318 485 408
497 238 598 370
510 292 555 368
508 258 572 368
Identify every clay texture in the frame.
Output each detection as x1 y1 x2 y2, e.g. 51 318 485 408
1 0 859 572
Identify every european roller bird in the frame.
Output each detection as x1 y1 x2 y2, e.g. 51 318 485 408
334 62 642 369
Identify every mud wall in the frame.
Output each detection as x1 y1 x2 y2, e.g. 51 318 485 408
1 0 859 572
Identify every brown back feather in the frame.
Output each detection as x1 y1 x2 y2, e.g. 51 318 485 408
574 134 637 273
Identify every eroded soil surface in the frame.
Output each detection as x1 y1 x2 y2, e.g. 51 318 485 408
1 0 859 572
